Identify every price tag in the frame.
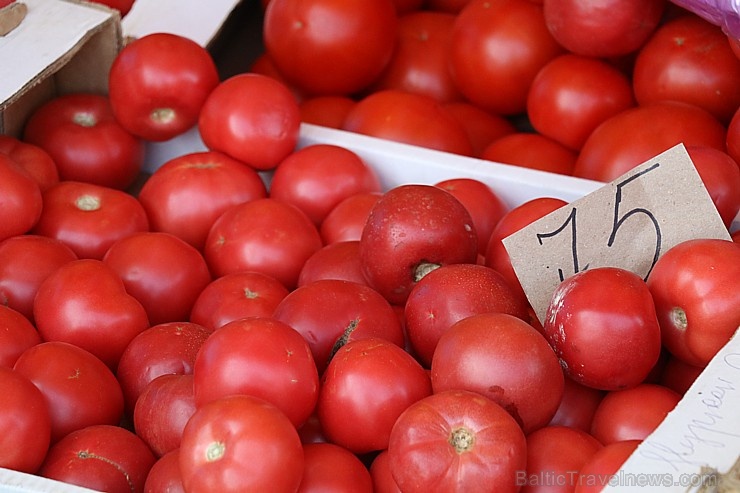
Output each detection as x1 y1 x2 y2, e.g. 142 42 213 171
502 143 732 325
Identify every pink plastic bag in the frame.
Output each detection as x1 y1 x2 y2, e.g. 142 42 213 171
671 0 740 38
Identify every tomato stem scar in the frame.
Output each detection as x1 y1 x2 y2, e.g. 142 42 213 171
205 441 226 462
449 427 475 454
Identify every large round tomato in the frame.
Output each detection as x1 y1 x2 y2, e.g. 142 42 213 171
298 442 374 492
297 241 367 287
143 450 185 493
685 145 740 229
320 192 382 244
481 132 578 175
0 305 41 369
440 102 516 157
573 440 641 493
108 32 220 141
263 0 398 96
548 376 605 433
0 154 42 242
0 134 58 191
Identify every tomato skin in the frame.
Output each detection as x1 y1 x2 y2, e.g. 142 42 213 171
659 355 704 395
88 0 134 15
0 305 41 368
481 132 578 175
300 96 356 129
143 449 185 493
543 267 663 391
728 105 740 164
109 33 220 141
685 146 740 229
547 376 605 433
370 450 403 493
0 134 59 191
647 238 740 367
23 93 145 190
297 241 368 287
179 394 304 493
388 389 527 493
441 102 517 157
298 442 374 492
198 73 301 171
573 440 641 493
0 155 42 242
320 191 382 244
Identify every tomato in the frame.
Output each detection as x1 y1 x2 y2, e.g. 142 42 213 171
633 14 740 124
0 234 77 323
388 389 527 493
198 73 301 171
449 0 564 115
359 184 478 305
391 0 424 14
481 132 578 175
269 144 381 225
189 271 290 332
542 0 665 57
144 449 185 493
370 450 402 493
39 424 157 493
134 373 196 458
343 89 473 156
248 51 305 101
547 376 605 433
298 442 374 492
0 305 41 368
108 32 220 141
204 198 323 289
116 321 210 416
32 180 149 260
0 366 51 473
431 312 564 433
23 93 145 190
318 337 432 454
297 241 368 287
370 10 463 103
424 0 472 13
263 0 398 96
0 134 58 191
659 355 703 396
137 150 267 250
573 101 727 182
272 279 405 374
440 102 517 157
728 105 740 164
527 54 635 151
179 394 304 493
87 0 135 15
13 341 124 444
33 259 150 369
520 425 602 493
103 231 212 325
573 440 641 493
320 191 382 244
405 264 529 367
647 238 740 367
685 145 740 229
300 96 356 129
0 154 42 242
543 267 663 391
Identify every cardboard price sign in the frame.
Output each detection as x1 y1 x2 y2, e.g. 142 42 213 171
502 143 732 325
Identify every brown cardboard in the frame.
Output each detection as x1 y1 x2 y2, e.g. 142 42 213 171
0 2 28 36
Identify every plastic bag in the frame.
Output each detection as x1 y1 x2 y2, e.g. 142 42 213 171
670 0 740 38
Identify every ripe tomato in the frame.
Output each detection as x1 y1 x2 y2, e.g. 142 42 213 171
449 0 564 115
728 106 740 164
0 154 42 242
685 145 740 229
527 54 635 150
388 389 527 493
299 96 356 129
0 305 41 368
198 73 301 171
573 440 641 493
137 150 267 250
547 376 605 433
542 0 665 57
298 442 374 492
425 0 472 13
179 394 304 493
297 241 368 287
143 450 185 493
0 134 58 191
318 337 432 454
88 0 134 15
108 33 220 141
32 180 149 260
263 0 398 96
440 102 516 157
481 132 578 175
370 450 402 493
320 191 382 244
23 93 145 190
359 184 478 305
543 267 663 391
647 238 740 367
632 14 740 124
659 355 704 395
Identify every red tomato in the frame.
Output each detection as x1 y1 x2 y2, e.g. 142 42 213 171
189 271 290 331
573 101 727 182
359 184 479 305
179 394 304 493
108 33 220 141
198 73 301 171
659 355 704 396
204 198 323 289
543 267 663 391
431 312 564 433
87 0 134 15
263 0 398 95
527 54 636 150
13 341 124 444
388 389 527 493
33 259 150 369
0 134 58 191
425 0 472 13
318 337 432 454
272 279 405 374
440 102 517 157
32 180 149 260
137 151 267 250
370 10 463 103
116 321 210 416
269 144 381 225
320 191 382 244
370 450 402 493
728 105 740 164
299 96 356 129
343 89 473 156
0 234 77 323
391 0 424 14
543 0 665 57
482 132 578 175
449 0 564 115
143 450 185 493
23 93 145 190
686 145 740 229
103 231 212 325
0 366 51 473
298 442 374 493
647 238 740 367
573 440 641 493
547 376 605 433
248 51 305 101
405 264 529 367
0 305 41 368
39 424 157 493
633 14 740 124
297 241 368 287
0 154 42 242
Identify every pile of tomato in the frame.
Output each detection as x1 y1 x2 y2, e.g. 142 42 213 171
0 0 739 492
